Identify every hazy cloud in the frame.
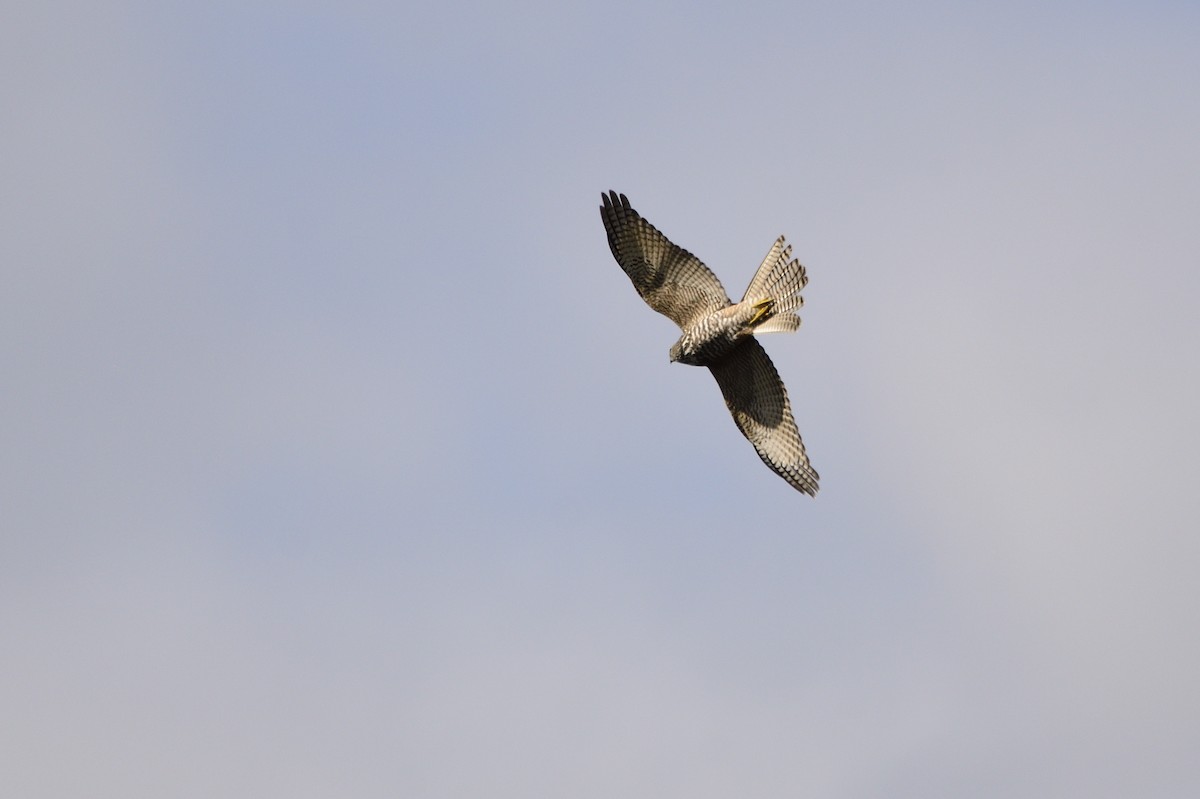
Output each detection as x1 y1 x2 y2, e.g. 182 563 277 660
2 2 1198 797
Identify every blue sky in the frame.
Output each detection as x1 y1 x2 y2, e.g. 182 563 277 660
3 2 1198 796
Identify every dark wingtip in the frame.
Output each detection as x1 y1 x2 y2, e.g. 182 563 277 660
600 190 633 216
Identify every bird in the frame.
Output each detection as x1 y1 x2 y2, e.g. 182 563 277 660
599 190 819 495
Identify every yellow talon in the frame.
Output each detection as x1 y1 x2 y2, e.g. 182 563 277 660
748 299 774 326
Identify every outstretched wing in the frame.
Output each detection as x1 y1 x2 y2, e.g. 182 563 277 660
600 191 730 329
707 339 819 495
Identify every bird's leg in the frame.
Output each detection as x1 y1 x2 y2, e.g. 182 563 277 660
746 298 774 327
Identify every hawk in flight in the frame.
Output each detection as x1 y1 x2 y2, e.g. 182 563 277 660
600 191 819 495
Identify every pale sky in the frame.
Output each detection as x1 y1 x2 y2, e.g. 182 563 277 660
3 2 1198 796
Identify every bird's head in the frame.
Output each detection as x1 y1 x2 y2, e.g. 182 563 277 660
668 341 683 363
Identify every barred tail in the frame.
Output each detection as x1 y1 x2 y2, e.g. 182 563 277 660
741 236 808 334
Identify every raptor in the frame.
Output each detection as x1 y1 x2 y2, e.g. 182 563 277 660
599 191 819 495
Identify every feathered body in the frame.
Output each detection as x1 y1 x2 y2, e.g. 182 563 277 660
599 190 819 495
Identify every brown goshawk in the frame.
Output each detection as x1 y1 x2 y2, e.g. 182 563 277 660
599 191 819 495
